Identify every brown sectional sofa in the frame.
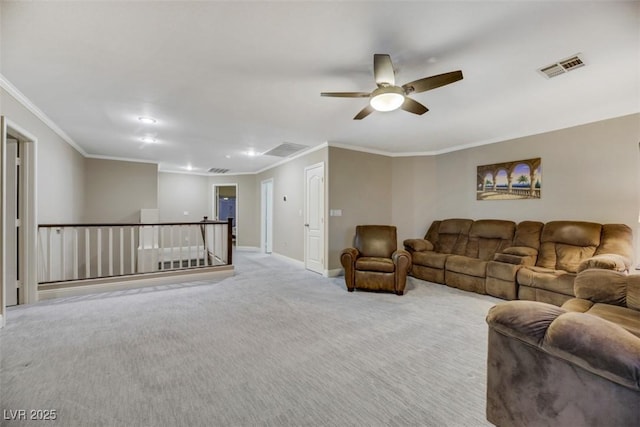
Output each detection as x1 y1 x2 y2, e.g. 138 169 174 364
486 269 640 426
405 218 634 305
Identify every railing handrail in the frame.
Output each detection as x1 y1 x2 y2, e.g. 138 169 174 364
38 219 231 228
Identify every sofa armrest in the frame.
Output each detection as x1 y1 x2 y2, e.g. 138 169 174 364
392 249 412 272
578 254 629 273
487 300 640 392
403 238 433 252
574 269 640 310
493 246 538 266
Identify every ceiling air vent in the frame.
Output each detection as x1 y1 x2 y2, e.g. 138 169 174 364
538 54 585 79
208 167 229 174
263 142 309 157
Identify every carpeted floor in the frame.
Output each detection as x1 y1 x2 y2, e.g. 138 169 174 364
0 251 501 426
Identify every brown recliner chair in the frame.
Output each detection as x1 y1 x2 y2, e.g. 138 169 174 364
340 225 412 295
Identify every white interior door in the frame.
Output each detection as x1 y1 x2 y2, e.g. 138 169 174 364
5 138 20 306
261 179 273 253
304 163 324 274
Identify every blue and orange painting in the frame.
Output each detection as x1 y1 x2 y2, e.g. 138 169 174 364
477 158 541 200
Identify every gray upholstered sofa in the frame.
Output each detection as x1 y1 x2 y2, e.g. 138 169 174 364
405 219 634 305
486 269 640 426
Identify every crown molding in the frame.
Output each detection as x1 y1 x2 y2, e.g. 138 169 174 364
0 73 88 156
85 154 159 165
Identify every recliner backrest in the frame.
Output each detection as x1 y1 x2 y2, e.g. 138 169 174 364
513 221 544 249
464 220 516 261
595 224 634 270
537 221 602 272
355 225 397 258
431 219 473 255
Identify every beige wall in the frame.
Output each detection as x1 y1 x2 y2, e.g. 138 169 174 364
327 147 392 270
256 148 328 262
391 155 438 244
208 174 259 248
158 172 210 222
84 158 158 223
1 90 85 223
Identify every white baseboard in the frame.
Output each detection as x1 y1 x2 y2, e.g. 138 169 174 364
37 267 234 301
324 268 343 278
270 252 305 268
236 246 260 252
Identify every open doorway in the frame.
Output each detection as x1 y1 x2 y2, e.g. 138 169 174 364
212 184 238 244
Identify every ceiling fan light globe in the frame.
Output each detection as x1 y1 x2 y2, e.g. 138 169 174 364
369 87 405 112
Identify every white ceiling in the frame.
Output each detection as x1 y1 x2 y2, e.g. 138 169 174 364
1 1 639 174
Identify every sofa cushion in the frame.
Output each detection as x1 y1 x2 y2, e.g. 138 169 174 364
464 220 515 261
433 219 473 255
412 251 449 269
594 224 634 270
355 257 395 273
517 266 576 296
513 221 544 249
446 255 487 278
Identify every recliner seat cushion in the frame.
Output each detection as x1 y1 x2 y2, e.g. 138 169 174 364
412 251 449 269
446 255 488 278
517 266 575 296
355 257 395 273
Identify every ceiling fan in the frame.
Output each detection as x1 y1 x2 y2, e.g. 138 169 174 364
321 54 463 120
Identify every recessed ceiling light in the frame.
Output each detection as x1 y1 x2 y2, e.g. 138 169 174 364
225 155 231 159
140 136 156 143
186 164 193 171
246 150 258 157
138 116 157 124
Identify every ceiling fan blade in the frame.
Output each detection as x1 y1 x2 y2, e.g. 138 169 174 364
354 104 375 120
374 54 395 86
400 97 429 115
321 92 370 98
402 70 463 94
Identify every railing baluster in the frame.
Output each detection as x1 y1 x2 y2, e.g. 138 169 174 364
108 228 113 277
73 228 79 280
139 225 145 272
130 227 135 274
119 227 124 276
188 226 192 267
158 229 166 271
60 227 65 281
179 226 184 269
47 228 53 282
97 228 102 277
85 228 90 279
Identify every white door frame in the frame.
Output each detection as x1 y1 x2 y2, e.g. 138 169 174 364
1 117 38 326
212 183 238 243
303 162 325 274
260 178 273 254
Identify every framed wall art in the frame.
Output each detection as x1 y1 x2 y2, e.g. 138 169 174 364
477 158 541 200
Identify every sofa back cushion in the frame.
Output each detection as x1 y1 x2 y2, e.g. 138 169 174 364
464 220 516 261
355 225 397 258
513 221 544 249
537 221 602 273
574 269 640 311
594 224 634 270
431 219 473 255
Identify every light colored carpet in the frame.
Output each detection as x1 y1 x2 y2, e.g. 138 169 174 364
1 251 500 426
